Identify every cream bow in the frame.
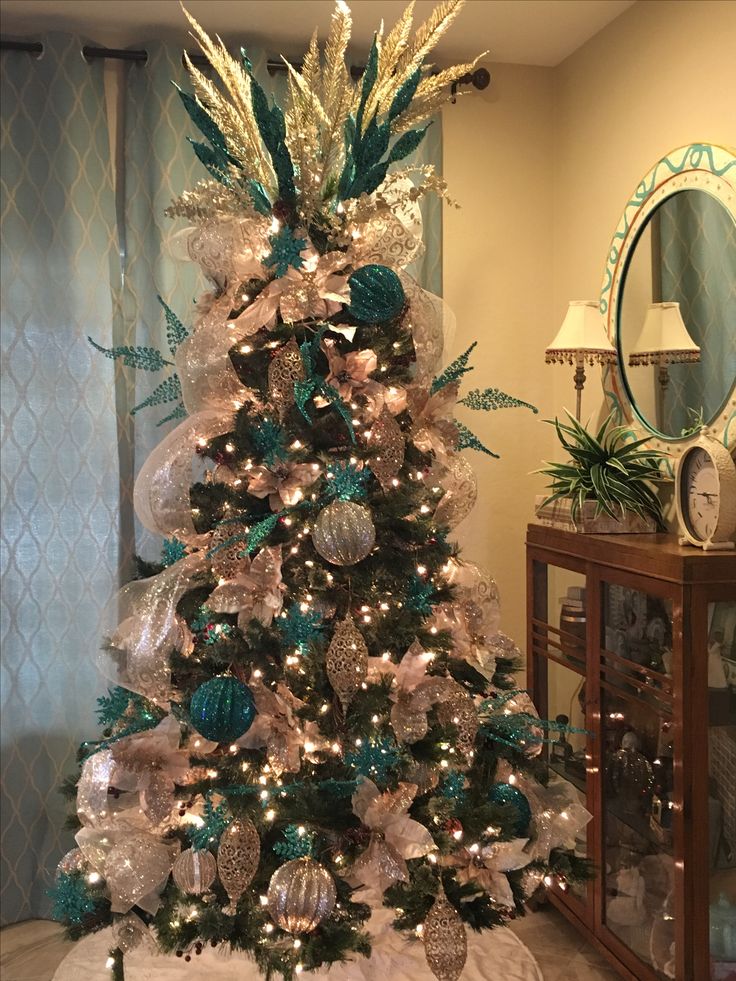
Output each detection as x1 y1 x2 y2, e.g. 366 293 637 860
346 779 435 896
109 716 191 827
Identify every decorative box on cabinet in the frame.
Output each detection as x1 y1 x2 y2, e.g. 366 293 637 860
526 524 736 981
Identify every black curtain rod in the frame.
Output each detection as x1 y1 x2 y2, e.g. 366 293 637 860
0 37 490 94
0 38 362 74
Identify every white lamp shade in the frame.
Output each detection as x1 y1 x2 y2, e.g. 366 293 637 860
629 302 701 366
545 300 617 365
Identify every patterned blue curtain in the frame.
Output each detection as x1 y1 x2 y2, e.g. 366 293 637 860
658 192 736 434
1 34 121 922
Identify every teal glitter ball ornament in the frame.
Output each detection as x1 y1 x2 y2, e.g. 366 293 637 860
488 782 532 836
347 264 405 324
189 676 256 744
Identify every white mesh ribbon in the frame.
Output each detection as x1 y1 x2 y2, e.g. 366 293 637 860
351 178 424 271
99 553 205 702
523 775 592 862
433 452 478 529
77 749 117 828
176 297 254 415
133 410 234 543
402 274 455 384
167 218 269 289
76 822 179 915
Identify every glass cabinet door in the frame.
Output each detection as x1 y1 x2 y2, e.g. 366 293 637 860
706 600 736 980
530 562 590 906
600 580 676 978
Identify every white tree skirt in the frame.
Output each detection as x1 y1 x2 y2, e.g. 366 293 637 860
53 911 542 981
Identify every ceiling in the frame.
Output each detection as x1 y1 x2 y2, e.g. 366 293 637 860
0 0 635 67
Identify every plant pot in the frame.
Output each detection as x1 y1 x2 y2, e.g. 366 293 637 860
534 496 657 534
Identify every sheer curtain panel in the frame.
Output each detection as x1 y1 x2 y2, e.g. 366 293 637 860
1 34 121 922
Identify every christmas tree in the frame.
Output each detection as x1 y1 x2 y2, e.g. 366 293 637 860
53 3 592 978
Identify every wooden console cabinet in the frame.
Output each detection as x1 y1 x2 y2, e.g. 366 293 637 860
526 524 736 980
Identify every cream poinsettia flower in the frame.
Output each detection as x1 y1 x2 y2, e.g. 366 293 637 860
247 460 321 511
236 680 329 774
407 381 460 460
442 838 531 908
322 337 406 418
234 245 350 332
207 545 285 628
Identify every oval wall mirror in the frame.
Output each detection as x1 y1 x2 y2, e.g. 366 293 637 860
600 143 736 465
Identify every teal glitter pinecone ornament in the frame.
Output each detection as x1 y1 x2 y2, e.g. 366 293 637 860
488 782 532 836
347 264 405 323
189 676 256 743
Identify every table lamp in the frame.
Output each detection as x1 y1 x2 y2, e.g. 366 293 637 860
545 301 617 419
628 301 700 425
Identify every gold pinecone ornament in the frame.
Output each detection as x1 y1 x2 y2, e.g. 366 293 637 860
326 615 369 711
437 683 478 762
267 857 337 933
217 817 260 914
423 883 468 981
268 338 306 416
368 407 405 489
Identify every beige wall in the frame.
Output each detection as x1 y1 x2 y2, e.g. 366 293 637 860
551 0 736 420
442 0 736 649
442 62 556 646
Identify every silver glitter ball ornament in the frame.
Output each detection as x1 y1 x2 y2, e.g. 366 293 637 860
172 847 217 895
312 501 375 566
267 857 336 934
423 886 468 981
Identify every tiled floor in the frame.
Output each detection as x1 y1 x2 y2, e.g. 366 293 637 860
508 907 622 980
1 907 620 980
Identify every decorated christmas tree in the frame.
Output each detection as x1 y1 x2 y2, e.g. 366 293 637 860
53 3 592 978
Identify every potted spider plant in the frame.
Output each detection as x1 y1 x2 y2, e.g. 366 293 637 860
535 412 669 533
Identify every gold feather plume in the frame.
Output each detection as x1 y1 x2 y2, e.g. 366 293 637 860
181 5 274 189
178 1 482 216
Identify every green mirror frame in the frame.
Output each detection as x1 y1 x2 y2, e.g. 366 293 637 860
600 143 736 473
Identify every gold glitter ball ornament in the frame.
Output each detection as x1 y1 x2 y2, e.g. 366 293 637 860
172 847 217 895
326 615 369 711
267 857 337 934
437 684 478 762
423 886 468 981
217 817 260 914
312 500 375 566
268 338 305 416
368 407 405 490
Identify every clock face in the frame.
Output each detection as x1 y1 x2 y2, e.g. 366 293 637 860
681 447 720 541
